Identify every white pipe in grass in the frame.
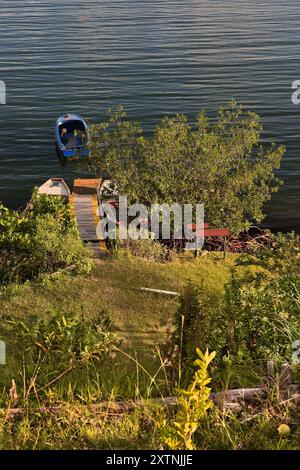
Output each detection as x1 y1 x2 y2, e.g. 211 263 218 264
140 287 180 296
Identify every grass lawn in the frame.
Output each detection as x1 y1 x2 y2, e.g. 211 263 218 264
1 252 299 450
0 251 243 399
0 252 239 351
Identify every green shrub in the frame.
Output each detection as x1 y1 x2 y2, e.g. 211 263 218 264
223 232 300 362
0 204 31 252
30 190 72 229
221 271 300 362
172 281 223 379
172 234 300 386
0 191 92 285
112 238 174 263
1 308 117 401
31 214 92 275
161 349 215 450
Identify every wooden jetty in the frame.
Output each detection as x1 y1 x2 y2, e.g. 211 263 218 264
70 178 107 256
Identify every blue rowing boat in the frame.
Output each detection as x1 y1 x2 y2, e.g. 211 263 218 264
55 113 89 159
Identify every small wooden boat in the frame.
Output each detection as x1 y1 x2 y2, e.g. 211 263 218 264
37 178 71 198
55 113 89 159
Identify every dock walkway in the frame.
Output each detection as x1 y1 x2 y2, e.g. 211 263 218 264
70 178 107 257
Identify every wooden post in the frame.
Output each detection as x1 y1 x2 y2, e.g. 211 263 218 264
267 360 275 377
223 237 227 260
279 363 293 389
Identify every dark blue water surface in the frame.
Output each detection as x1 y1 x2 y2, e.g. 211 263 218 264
0 0 300 229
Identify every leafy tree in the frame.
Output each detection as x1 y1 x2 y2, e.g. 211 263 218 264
86 102 285 233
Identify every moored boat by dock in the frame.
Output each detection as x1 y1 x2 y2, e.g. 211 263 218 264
37 178 71 199
55 113 89 160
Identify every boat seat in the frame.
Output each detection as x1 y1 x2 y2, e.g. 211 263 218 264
64 135 83 149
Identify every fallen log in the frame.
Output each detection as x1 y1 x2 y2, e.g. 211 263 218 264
5 383 300 420
279 384 300 406
214 387 268 412
5 397 178 420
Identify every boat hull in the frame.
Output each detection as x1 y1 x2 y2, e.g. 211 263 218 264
62 148 89 158
37 178 71 198
55 113 89 159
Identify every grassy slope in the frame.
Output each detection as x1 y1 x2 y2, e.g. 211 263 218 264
0 252 238 352
0 252 239 396
1 253 299 450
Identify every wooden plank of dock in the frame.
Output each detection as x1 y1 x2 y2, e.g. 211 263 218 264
71 178 107 256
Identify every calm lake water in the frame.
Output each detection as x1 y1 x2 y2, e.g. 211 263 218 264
0 0 300 230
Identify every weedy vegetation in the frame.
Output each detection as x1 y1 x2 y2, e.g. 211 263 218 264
0 190 92 289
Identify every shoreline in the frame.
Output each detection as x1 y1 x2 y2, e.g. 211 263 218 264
2 198 299 235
